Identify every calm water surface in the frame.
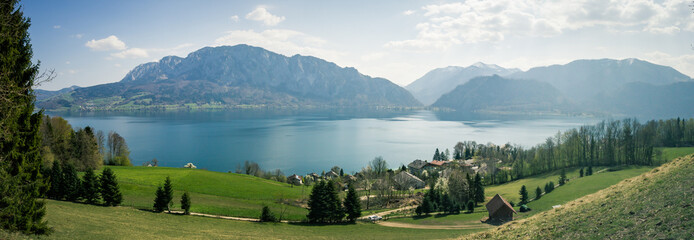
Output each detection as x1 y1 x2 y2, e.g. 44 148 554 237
52 110 599 175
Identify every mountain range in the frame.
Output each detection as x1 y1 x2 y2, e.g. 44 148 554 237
38 45 421 110
417 58 693 118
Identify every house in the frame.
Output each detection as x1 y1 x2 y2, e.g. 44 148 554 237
309 173 320 179
423 160 452 172
407 159 427 174
393 171 426 190
343 174 357 183
325 170 340 179
288 174 303 186
485 194 517 222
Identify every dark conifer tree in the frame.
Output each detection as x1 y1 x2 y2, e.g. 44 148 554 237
153 185 167 212
180 192 191 215
473 173 485 204
47 161 64 200
433 148 441 161
63 163 81 202
0 0 51 233
100 168 122 206
163 176 174 213
466 200 475 213
559 168 568 185
535 186 542 200
579 168 584 177
519 185 529 205
587 166 593 176
343 184 361 222
81 168 100 204
260 206 277 222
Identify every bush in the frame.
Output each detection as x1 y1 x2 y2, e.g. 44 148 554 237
519 205 531 212
260 206 278 222
466 200 475 213
509 201 515 207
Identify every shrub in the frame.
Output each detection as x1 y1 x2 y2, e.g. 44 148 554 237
519 205 531 212
466 200 475 213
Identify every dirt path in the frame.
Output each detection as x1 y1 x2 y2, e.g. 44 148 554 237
377 221 493 230
169 210 291 223
359 205 417 220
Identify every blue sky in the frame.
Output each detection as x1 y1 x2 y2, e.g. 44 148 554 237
23 0 694 90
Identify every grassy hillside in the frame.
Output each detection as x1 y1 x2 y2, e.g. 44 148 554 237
110 166 311 221
0 200 470 240
485 167 604 204
462 154 694 239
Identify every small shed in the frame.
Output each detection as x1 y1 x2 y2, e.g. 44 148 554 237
485 194 517 222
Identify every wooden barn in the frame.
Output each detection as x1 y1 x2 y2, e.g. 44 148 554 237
485 194 517 221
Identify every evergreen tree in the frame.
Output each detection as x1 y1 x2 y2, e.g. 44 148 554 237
473 173 485 204
81 168 100 204
466 200 475 213
153 185 167 212
587 166 593 176
519 185 529 205
260 206 277 222
180 192 191 215
325 180 344 222
433 148 440 161
47 161 64 200
100 168 122 206
343 184 361 222
339 168 344 177
162 176 174 213
579 168 584 177
558 168 568 185
421 196 433 215
0 0 51 233
535 186 542 200
62 163 80 202
307 181 327 222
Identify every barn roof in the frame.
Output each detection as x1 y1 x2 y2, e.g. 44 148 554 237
486 194 517 216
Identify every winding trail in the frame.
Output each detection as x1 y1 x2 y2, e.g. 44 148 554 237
377 221 493 230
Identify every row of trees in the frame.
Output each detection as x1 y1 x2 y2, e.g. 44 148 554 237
306 180 361 223
152 176 191 215
40 115 131 170
415 171 486 216
46 164 123 206
452 118 694 185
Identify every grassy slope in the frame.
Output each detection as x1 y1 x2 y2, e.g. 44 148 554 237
0 200 470 240
110 166 311 221
659 146 694 162
461 154 694 239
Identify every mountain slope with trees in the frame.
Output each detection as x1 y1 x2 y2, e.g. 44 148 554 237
462 154 694 239
38 45 421 110
406 63 520 105
431 75 572 114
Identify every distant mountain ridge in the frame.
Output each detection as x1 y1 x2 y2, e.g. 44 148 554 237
406 63 520 105
424 58 693 118
38 45 421 110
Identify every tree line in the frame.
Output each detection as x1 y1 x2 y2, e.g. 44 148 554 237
450 118 694 185
40 115 131 171
46 165 123 207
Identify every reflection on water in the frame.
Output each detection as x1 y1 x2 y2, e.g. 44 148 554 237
50 109 599 175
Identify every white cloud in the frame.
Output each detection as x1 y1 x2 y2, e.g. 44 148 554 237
53 25 61 29
245 7 285 26
230 15 239 22
214 29 343 61
85 35 126 51
111 48 149 59
387 0 694 51
403 10 415 15
643 51 694 78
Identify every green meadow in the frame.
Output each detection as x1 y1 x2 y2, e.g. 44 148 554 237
110 166 311 221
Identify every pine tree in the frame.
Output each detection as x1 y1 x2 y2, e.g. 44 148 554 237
260 206 277 222
466 200 475 213
535 186 542 200
180 192 191 215
519 185 529 205
307 181 328 222
343 184 361 222
153 185 167 212
47 161 64 200
63 163 80 202
433 148 440 161
587 166 593 176
579 168 584 177
100 168 122 206
473 173 485 204
81 168 100 204
558 168 567 185
162 176 174 213
325 180 345 223
0 0 51 233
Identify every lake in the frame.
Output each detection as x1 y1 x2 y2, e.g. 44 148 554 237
51 110 599 175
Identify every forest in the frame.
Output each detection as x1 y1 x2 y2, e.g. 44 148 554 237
452 117 694 185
